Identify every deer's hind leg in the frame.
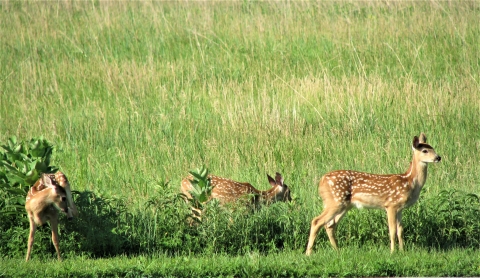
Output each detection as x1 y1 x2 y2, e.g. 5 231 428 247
395 210 404 251
306 205 347 255
25 216 37 261
50 217 62 261
325 208 349 250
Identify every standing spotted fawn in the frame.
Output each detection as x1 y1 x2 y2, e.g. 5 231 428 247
181 172 291 209
25 171 78 261
305 133 441 255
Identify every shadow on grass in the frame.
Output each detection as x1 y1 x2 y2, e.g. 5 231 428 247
62 190 139 258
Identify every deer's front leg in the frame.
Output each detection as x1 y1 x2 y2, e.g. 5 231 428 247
325 209 348 250
386 207 398 253
26 217 36 261
306 207 343 255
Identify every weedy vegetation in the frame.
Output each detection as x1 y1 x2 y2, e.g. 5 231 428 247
0 1 479 276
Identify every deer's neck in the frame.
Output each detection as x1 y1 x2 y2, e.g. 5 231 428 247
404 155 428 189
259 188 275 202
30 189 55 207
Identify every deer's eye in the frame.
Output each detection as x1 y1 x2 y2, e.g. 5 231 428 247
422 149 428 153
61 197 67 202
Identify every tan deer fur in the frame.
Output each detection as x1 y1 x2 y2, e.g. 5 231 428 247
181 172 291 209
25 171 77 261
305 133 441 255
51 171 78 217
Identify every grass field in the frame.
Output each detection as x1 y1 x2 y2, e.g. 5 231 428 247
1 1 479 277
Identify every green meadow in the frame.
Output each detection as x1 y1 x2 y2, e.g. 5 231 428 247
1 1 479 277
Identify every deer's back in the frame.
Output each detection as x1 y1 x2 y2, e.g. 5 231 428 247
209 175 259 203
25 188 59 225
181 174 259 204
320 170 411 209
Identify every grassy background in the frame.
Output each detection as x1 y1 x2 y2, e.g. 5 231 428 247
1 1 479 276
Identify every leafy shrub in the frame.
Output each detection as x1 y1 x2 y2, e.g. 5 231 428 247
182 166 212 213
142 182 198 255
403 189 480 250
1 136 57 187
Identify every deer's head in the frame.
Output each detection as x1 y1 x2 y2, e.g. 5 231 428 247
43 174 71 219
412 133 441 164
266 172 292 203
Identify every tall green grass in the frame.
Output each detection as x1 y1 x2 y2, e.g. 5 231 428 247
0 0 479 274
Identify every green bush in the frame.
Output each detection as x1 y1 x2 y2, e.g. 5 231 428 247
182 166 212 216
1 136 57 187
404 190 480 250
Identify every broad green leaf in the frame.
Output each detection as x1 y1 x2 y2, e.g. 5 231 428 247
7 136 17 148
14 160 27 173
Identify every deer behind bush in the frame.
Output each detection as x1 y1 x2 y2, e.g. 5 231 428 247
25 171 78 261
181 172 291 216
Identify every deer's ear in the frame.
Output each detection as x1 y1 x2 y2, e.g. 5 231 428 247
419 133 427 143
275 172 284 185
55 171 69 188
412 136 420 149
42 175 55 189
267 174 276 187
